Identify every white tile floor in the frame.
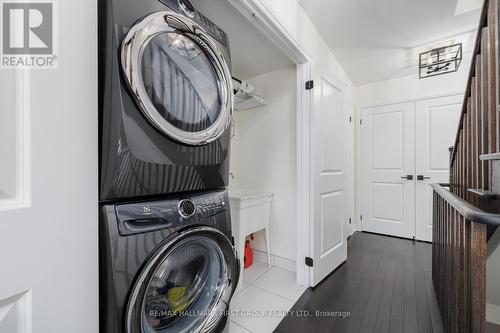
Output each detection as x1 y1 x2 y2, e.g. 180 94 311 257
225 261 307 333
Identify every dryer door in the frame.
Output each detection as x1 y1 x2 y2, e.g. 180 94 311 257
121 11 233 146
125 227 238 333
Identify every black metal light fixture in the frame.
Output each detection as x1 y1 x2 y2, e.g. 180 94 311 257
419 43 462 79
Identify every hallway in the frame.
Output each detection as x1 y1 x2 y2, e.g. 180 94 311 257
276 232 443 333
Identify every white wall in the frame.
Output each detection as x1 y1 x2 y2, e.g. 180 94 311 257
0 0 98 332
255 0 357 240
356 32 474 106
256 0 352 86
230 66 297 262
355 66 470 108
355 30 475 107
487 247 500 324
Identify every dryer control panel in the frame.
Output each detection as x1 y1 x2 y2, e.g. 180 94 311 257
115 190 227 236
158 0 229 48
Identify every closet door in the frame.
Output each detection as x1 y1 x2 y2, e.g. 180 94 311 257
415 95 462 241
309 70 348 286
361 102 416 239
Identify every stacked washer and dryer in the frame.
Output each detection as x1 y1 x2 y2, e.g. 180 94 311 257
98 0 239 332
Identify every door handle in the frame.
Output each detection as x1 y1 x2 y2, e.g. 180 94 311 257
401 175 414 180
417 175 431 181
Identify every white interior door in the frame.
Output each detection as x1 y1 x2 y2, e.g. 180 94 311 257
361 102 416 239
415 95 462 241
310 71 348 286
0 0 98 330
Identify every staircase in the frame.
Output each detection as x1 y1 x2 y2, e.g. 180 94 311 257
432 0 500 332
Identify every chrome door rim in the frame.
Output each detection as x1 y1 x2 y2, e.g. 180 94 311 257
125 226 238 333
121 11 233 146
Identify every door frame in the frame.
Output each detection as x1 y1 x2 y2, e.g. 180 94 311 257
228 0 314 286
356 92 464 235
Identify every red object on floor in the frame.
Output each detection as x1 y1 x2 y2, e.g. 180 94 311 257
244 240 253 268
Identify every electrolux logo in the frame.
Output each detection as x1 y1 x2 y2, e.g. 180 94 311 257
1 0 57 69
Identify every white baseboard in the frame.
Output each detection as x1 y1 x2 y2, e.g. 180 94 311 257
487 303 500 325
251 248 296 272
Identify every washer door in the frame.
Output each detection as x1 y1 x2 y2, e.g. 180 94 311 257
121 11 233 146
126 227 238 333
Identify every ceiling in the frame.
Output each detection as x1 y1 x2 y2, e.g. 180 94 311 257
298 0 482 86
456 0 483 15
191 0 293 80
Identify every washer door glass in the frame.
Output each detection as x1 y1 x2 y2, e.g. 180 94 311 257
141 32 221 133
128 230 237 333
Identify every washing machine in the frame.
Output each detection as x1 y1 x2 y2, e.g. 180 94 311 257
99 190 239 333
99 0 234 201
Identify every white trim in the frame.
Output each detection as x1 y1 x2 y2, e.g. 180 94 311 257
346 89 356 236
0 289 32 332
227 0 308 64
296 63 312 287
355 91 464 233
355 104 362 230
229 0 312 287
356 91 465 110
486 303 500 325
251 248 296 272
0 70 31 211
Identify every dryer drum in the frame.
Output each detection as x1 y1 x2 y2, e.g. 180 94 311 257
125 227 237 333
121 11 234 146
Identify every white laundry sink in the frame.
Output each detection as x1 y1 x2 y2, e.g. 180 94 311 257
228 189 274 209
228 189 274 289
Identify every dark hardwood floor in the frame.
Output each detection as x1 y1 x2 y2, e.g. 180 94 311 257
275 232 444 333
487 322 500 333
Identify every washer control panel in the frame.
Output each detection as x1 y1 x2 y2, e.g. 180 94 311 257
178 198 196 218
115 190 227 236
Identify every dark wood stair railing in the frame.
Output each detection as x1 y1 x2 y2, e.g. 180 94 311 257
433 0 500 332
432 184 500 332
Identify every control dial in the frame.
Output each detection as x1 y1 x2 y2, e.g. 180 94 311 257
178 199 196 218
178 0 195 18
